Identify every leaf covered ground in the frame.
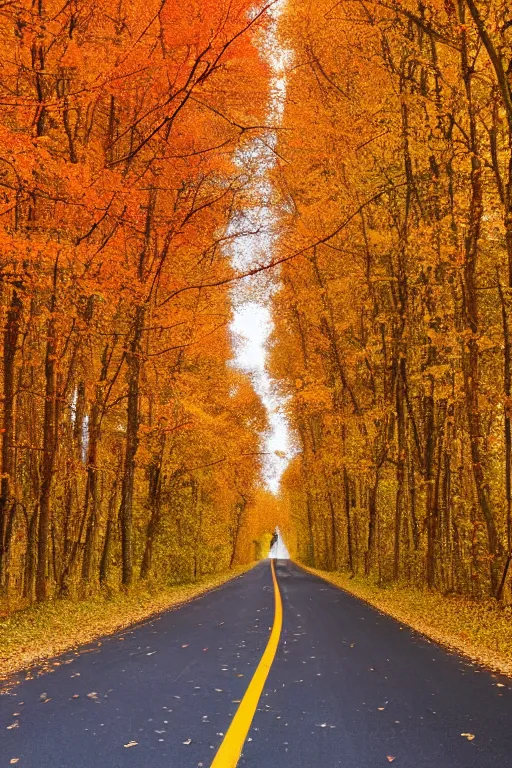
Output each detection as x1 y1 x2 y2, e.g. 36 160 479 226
0 565 253 680
306 567 512 677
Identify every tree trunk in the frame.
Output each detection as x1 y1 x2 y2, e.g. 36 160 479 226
365 472 380 575
119 304 144 588
0 289 22 587
36 261 59 603
394 369 406 580
459 9 501 593
343 467 354 574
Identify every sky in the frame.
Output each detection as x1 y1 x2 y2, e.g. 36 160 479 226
231 299 292 492
227 194 293 493
228 1 293 493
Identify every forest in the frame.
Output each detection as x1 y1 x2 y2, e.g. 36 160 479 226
273 0 512 601
0 0 274 608
1 0 512 611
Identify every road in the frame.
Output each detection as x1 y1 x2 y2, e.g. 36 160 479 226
1 560 511 767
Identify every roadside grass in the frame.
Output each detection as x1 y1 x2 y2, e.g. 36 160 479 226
0 564 254 680
303 566 512 678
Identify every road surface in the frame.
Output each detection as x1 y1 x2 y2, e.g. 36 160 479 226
1 560 511 767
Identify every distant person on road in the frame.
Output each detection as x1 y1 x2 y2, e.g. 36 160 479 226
270 530 278 550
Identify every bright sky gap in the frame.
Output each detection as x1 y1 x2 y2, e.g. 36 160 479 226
229 0 293 493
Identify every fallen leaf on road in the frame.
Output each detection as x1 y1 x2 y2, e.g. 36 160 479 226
183 738 192 745
461 733 475 741
378 707 385 711
496 683 505 688
87 692 98 699
124 741 138 748
10 759 19 764
7 722 19 730
181 644 189 648
387 757 395 763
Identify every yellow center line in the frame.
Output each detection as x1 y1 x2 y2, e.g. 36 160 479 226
210 559 283 768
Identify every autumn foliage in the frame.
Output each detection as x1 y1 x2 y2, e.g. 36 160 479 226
0 0 272 606
4 0 512 613
272 0 512 599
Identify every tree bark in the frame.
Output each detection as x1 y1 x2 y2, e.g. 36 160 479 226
35 260 59 602
0 289 22 587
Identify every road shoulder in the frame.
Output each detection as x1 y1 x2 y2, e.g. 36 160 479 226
298 563 512 678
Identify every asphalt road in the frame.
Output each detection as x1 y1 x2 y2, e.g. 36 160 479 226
1 560 512 767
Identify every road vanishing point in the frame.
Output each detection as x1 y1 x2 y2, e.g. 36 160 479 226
2 560 512 767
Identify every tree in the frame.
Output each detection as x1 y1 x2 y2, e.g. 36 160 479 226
271 0 512 598
0 0 272 606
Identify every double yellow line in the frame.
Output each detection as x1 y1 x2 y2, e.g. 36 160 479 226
210 559 283 768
